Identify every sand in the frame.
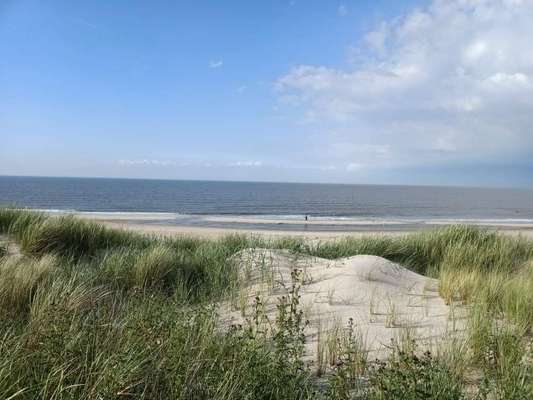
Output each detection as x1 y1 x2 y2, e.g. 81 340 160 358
70 212 533 240
92 220 416 240
220 249 465 366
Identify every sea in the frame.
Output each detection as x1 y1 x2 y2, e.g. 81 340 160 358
1 176 533 231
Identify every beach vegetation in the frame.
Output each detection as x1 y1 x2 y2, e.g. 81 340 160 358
0 208 532 399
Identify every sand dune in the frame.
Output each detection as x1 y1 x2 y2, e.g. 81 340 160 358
222 249 465 366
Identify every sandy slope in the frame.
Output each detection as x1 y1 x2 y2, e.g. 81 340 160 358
221 249 465 366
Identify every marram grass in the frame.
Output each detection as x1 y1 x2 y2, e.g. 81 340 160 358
0 254 57 315
0 207 531 399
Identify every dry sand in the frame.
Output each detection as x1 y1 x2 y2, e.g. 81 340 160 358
71 213 533 240
93 220 416 240
221 249 466 365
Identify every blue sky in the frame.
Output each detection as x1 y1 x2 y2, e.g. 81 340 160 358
1 0 532 187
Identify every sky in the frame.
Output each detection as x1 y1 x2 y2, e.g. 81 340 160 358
1 0 532 187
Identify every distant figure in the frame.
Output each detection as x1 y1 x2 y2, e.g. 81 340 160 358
304 215 308 221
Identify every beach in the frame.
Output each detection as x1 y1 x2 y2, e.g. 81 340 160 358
71 211 533 239
4 0 533 396
3 176 533 241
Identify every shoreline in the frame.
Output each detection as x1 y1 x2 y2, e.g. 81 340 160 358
67 212 533 239
94 220 417 239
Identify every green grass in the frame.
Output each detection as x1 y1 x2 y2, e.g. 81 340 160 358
308 225 532 276
0 254 57 316
0 207 532 399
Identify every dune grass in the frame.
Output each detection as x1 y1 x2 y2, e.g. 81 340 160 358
0 208 531 399
0 254 57 315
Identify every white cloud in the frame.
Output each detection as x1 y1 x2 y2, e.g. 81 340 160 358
209 60 223 68
486 72 530 87
118 159 178 167
277 0 533 168
338 5 348 17
364 22 389 55
346 163 363 171
118 159 266 169
228 161 263 167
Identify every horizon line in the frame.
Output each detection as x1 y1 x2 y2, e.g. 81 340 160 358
1 174 532 191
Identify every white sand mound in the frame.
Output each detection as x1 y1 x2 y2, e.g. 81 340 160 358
221 248 464 364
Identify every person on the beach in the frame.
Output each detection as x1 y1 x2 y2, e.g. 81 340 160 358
305 215 308 221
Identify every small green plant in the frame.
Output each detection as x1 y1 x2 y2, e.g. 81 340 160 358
474 326 533 400
274 268 309 375
245 295 271 338
367 345 465 400
326 317 368 399
226 268 315 399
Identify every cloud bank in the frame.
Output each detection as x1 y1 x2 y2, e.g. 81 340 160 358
118 159 264 168
277 0 533 171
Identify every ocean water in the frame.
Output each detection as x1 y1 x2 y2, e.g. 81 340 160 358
1 176 533 224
